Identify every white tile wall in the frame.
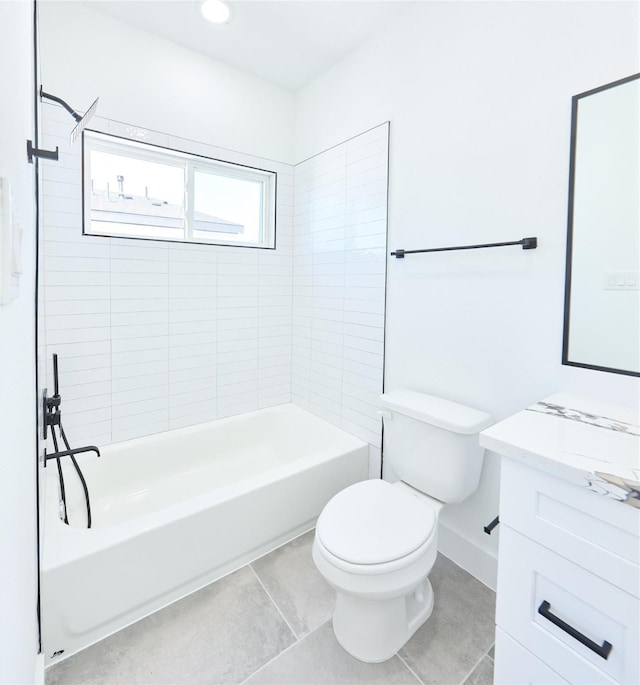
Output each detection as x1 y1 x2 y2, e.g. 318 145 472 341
292 124 389 448
41 104 294 446
41 105 387 451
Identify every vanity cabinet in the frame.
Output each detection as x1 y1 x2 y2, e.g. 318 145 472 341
480 395 640 685
496 460 639 684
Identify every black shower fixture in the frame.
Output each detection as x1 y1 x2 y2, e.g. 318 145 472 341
27 87 99 163
44 353 100 528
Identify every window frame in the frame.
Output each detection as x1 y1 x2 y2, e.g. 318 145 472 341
82 129 277 250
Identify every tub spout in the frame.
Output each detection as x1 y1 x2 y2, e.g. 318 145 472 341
45 445 100 465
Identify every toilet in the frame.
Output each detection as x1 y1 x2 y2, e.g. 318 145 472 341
312 390 493 663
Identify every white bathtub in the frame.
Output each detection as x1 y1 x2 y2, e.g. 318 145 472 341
42 403 369 663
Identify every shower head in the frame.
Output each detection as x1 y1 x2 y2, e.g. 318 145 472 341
40 87 99 146
69 96 99 146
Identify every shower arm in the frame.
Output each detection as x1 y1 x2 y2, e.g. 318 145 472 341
28 88 99 162
40 87 82 122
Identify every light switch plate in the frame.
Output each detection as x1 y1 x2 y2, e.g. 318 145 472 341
603 271 639 291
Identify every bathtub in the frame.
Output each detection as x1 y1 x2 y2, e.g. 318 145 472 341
42 403 369 663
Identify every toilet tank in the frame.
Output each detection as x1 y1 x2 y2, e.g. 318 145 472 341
380 390 493 504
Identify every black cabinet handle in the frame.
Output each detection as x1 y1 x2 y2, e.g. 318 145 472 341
538 600 612 660
484 516 500 535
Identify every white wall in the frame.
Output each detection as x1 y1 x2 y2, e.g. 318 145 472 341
295 0 640 587
39 110 392 452
38 3 391 460
0 2 39 682
292 124 388 452
38 2 295 163
37 1 299 447
41 105 293 446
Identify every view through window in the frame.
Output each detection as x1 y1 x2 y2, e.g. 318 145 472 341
83 130 277 248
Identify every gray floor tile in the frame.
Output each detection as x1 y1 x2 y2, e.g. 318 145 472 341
245 621 420 685
46 566 296 685
399 554 496 685
251 530 335 638
488 645 495 661
463 656 494 685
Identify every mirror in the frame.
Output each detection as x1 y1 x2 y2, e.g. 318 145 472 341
563 73 640 377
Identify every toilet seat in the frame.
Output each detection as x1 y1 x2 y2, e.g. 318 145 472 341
316 480 436 568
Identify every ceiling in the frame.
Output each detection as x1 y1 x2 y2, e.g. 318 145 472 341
87 1 412 92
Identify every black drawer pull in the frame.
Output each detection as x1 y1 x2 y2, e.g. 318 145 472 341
538 600 612 660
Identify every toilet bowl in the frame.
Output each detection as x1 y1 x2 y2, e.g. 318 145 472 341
313 479 442 663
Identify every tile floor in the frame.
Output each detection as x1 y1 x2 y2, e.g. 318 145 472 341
46 531 496 685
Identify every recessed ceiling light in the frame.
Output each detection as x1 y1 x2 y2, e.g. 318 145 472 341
201 0 231 24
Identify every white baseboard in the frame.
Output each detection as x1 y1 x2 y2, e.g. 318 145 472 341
438 522 498 591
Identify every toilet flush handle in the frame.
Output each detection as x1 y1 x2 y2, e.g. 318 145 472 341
377 410 393 421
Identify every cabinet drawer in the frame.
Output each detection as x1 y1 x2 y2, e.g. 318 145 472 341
497 526 639 684
500 459 640 597
495 628 568 685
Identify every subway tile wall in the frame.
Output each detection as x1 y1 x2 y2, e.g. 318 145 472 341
292 124 388 448
41 104 387 450
41 104 294 446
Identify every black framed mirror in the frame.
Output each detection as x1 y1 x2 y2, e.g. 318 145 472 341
563 73 640 377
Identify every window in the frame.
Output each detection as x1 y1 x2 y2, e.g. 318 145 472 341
83 131 276 248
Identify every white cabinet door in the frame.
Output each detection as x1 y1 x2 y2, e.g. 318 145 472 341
496 526 639 684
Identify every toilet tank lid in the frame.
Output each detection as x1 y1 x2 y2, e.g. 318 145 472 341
380 390 493 434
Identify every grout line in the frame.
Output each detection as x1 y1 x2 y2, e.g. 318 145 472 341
108 237 114 445
396 653 425 685
248 564 299 641
239 617 333 685
457 643 495 685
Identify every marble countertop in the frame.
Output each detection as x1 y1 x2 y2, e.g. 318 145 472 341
480 393 640 508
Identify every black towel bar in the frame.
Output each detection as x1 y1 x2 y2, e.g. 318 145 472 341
391 237 537 258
